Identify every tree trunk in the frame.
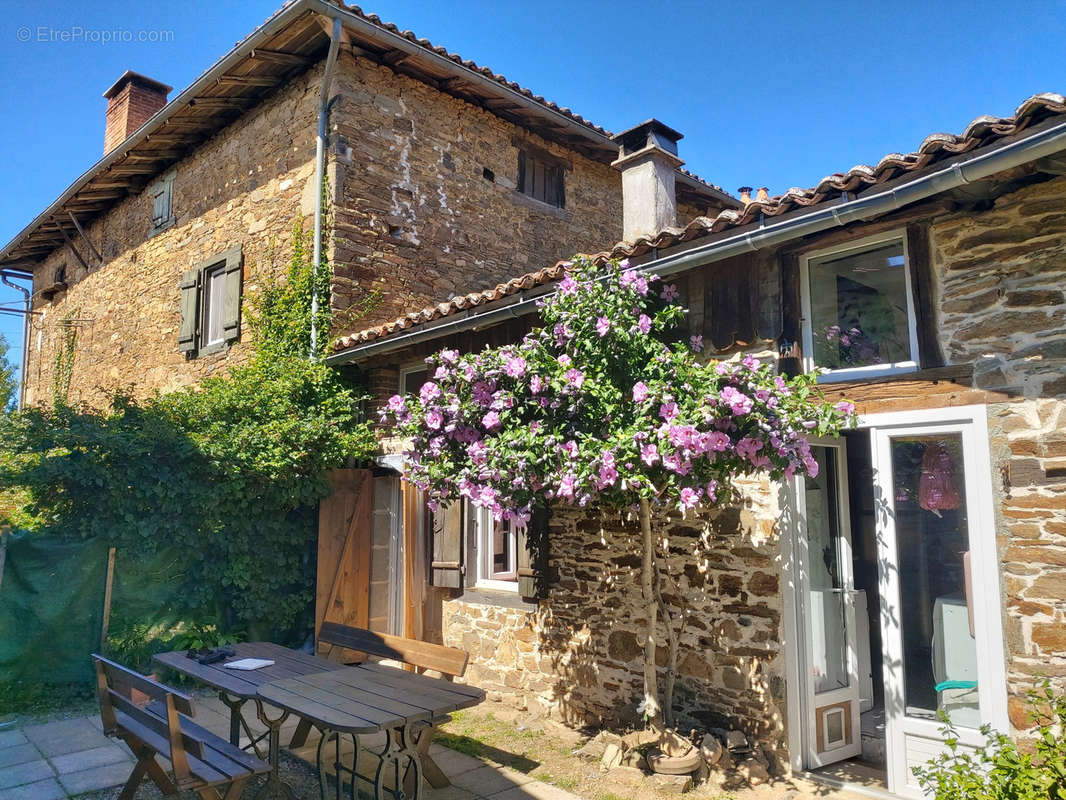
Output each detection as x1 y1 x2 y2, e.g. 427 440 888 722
640 498 661 729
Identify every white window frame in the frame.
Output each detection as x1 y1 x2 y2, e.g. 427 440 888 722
474 506 519 592
399 363 430 396
799 230 921 383
201 263 227 348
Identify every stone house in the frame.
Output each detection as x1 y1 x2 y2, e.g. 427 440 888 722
0 0 735 409
327 96 1066 798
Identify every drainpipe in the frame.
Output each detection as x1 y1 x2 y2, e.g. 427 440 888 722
310 16 343 361
0 270 30 410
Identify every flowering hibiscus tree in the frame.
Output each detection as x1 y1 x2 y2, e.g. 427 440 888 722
382 255 853 730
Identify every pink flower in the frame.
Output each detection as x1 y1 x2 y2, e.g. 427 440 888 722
472 381 494 406
701 431 730 452
439 348 459 364
530 375 543 394
679 486 701 511
564 368 585 388
468 441 488 465
661 283 679 301
559 275 578 295
595 316 611 336
659 401 678 421
387 395 406 413
632 382 650 403
640 444 659 466
620 269 638 289
424 409 444 429
835 400 856 417
736 437 763 461
558 474 577 500
504 356 527 377
557 354 571 367
705 480 718 503
720 386 753 416
637 314 652 335
481 410 501 430
597 464 618 488
420 381 441 403
561 440 578 458
689 334 703 352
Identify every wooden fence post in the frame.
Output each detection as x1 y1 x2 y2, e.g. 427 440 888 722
100 547 116 651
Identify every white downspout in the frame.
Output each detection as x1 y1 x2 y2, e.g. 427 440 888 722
311 16 343 360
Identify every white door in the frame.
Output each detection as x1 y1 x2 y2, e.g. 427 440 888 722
869 410 1008 797
797 442 863 767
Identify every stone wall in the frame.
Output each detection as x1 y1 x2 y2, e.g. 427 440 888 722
930 174 1066 731
443 476 790 767
327 52 624 328
24 66 324 408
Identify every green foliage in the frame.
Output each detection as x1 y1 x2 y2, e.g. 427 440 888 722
0 218 376 660
51 315 78 408
0 332 15 412
913 682 1066 799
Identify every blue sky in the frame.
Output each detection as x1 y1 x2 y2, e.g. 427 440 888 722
2 0 1065 389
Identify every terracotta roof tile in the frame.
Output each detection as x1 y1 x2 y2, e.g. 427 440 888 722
334 91 1066 352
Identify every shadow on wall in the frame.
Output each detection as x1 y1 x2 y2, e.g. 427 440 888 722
530 483 788 754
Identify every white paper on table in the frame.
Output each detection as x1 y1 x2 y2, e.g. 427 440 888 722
223 658 275 671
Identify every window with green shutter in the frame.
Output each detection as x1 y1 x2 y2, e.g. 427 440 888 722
177 245 242 358
148 171 176 234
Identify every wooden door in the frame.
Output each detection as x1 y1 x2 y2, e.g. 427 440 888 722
315 469 373 647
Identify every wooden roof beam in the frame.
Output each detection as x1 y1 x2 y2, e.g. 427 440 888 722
249 48 311 67
216 74 278 88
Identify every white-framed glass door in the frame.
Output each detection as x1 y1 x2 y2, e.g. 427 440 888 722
868 408 1008 797
796 441 864 767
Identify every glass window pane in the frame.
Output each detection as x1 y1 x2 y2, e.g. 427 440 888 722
403 368 429 396
203 266 226 345
491 520 515 580
807 446 850 694
889 433 981 728
808 240 912 369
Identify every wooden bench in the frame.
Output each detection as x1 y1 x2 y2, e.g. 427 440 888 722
92 654 269 800
301 622 470 788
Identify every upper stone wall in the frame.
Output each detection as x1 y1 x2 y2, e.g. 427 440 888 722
327 52 624 329
24 66 323 408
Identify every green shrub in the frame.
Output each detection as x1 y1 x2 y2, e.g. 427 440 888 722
913 682 1066 799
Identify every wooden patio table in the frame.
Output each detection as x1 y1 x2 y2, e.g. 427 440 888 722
256 662 485 800
154 641 345 799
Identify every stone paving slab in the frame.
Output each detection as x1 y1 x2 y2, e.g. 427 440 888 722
0 742 41 769
50 744 130 776
23 719 113 758
0 730 27 750
58 760 137 795
0 777 66 800
450 765 534 797
0 758 55 790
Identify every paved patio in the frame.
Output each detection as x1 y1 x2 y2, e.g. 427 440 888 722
0 694 580 800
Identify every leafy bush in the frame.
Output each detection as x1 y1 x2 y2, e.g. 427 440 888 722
913 683 1066 799
0 332 15 411
0 219 376 655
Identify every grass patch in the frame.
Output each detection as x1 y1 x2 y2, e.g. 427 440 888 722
0 680 97 720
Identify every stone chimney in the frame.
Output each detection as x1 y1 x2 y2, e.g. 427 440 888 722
102 71 171 154
611 119 684 243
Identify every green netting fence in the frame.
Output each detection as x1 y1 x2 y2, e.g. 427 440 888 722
0 531 216 698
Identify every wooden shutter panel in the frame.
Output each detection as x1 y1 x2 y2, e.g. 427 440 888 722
178 269 199 354
906 223 944 368
429 501 464 590
778 250 802 376
517 150 527 195
517 505 550 600
221 246 243 344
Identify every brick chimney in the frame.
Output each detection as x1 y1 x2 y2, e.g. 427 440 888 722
611 119 684 243
102 71 171 154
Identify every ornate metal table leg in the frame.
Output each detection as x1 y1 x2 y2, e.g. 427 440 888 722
219 692 270 758
317 728 359 800
252 699 295 800
373 724 423 800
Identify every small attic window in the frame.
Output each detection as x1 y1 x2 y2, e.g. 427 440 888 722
517 150 565 208
148 171 176 233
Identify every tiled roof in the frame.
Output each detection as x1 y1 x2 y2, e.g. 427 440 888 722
334 92 1066 352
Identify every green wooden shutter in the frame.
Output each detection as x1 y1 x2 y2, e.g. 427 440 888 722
221 245 243 344
429 501 464 590
178 269 199 354
778 251 802 376
517 505 550 600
